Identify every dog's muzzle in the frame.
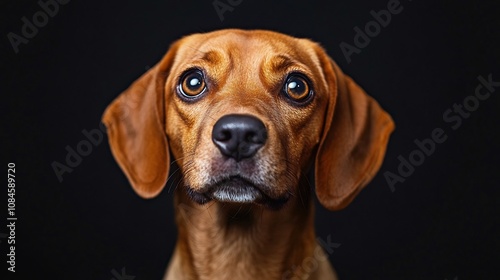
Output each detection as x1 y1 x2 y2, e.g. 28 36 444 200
185 115 289 208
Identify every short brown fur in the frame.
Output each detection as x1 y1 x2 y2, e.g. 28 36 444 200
103 29 394 280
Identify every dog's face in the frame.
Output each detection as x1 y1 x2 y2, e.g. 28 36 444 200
164 30 329 208
103 29 394 211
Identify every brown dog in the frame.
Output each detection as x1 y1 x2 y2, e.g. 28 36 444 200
102 29 394 280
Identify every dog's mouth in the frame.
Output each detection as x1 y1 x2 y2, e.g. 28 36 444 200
186 176 289 209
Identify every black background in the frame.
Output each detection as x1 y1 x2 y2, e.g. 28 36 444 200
1 0 500 279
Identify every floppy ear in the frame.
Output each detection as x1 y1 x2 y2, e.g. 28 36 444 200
314 51 395 210
102 43 179 198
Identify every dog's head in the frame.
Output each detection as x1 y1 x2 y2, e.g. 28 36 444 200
103 29 394 210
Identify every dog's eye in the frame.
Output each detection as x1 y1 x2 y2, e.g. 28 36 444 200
179 70 206 98
284 74 312 103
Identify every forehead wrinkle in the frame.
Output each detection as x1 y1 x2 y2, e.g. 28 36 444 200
177 35 231 65
183 48 223 66
259 53 315 90
267 55 296 72
197 50 225 66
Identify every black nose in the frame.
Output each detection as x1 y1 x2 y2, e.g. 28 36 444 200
212 114 267 161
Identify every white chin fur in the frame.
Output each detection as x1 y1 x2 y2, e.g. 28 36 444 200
211 185 262 203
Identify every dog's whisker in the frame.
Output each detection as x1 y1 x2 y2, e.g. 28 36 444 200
297 183 307 210
173 177 186 193
204 201 217 224
102 28 394 279
169 152 197 168
230 205 243 220
166 166 184 193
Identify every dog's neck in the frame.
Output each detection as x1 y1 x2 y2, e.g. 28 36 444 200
165 182 330 280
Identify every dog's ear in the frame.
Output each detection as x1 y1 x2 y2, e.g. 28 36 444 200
102 43 179 198
314 48 395 210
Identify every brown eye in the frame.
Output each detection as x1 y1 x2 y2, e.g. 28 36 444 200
179 70 206 98
284 74 312 103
